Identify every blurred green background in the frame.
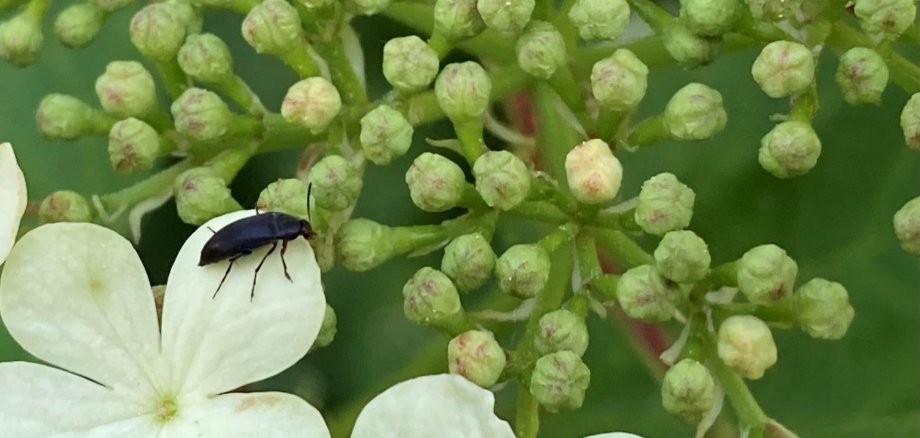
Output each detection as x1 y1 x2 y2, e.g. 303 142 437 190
0 4 918 437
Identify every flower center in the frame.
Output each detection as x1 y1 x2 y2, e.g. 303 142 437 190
154 396 179 423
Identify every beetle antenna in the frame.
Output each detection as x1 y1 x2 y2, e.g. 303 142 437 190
307 182 313 222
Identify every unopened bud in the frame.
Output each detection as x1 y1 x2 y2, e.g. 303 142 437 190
835 47 889 105
435 61 492 122
529 351 591 413
654 230 710 284
758 121 821 178
359 105 413 165
745 0 801 21
39 191 93 223
95 61 158 118
590 49 649 111
476 0 534 35
335 218 395 271
717 315 777 380
661 359 716 422
108 118 160 173
36 94 114 141
854 0 916 41
256 178 310 219
178 33 234 84
313 305 337 349
433 0 485 41
382 36 439 93
129 2 190 61
281 77 342 133
737 244 797 305
345 0 390 16
54 3 104 48
751 41 815 98
403 267 464 327
495 243 551 298
308 155 362 211
564 139 623 205
535 309 589 356
680 0 739 37
515 21 566 80
893 197 920 255
663 83 727 140
406 152 467 212
635 173 695 236
448 329 506 387
241 0 303 55
795 278 854 340
661 23 713 68
567 0 630 41
473 150 531 210
0 11 43 66
616 264 678 322
174 168 241 225
441 233 496 291
900 93 920 150
171 88 234 142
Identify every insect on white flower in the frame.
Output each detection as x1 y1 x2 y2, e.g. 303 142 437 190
0 210 328 436
0 142 27 266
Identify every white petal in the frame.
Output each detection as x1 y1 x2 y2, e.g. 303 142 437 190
351 374 514 438
583 434 646 438
0 142 27 265
163 392 330 437
161 210 326 397
0 362 159 438
0 223 162 398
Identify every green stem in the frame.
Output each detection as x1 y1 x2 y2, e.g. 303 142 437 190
154 59 188 99
701 331 769 436
575 231 602 284
596 107 628 143
96 158 197 213
533 82 581 186
506 201 570 224
592 228 654 268
280 45 322 78
627 115 670 148
710 261 738 288
627 0 674 31
217 75 265 116
789 84 818 123
406 65 531 125
537 222 580 253
259 113 321 153
515 386 540 438
318 35 369 106
826 21 920 94
207 143 258 181
453 118 486 164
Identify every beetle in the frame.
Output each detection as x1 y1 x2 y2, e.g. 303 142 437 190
199 211 315 300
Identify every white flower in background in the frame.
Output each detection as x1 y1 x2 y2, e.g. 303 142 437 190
0 142 27 265
0 210 328 436
351 374 514 437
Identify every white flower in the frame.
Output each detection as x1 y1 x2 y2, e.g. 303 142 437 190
0 142 27 265
0 210 328 436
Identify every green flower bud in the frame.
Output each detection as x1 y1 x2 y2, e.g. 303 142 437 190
174 167 241 225
54 3 104 48
529 351 591 413
256 178 310 219
515 21 566 80
854 0 916 41
433 0 485 41
403 267 464 327
95 61 158 118
473 150 531 210
663 83 727 140
835 47 889 105
441 233 496 291
281 77 342 134
345 0 390 16
654 230 710 284
476 0 534 35
129 2 189 61
717 315 777 380
737 244 798 304
495 243 551 298
590 49 649 111
313 304 337 349
406 152 467 212
241 0 303 55
0 11 43 67
359 105 414 165
308 155 362 211
336 218 395 271
680 0 738 37
90 0 133 11
661 359 716 422
382 36 440 93
616 264 679 322
435 61 492 122
36 94 113 141
178 33 234 83
758 121 821 178
171 88 234 142
900 93 920 150
635 172 696 236
745 0 800 21
535 309 589 356
300 0 335 8
448 329 507 387
751 41 815 98
39 191 93 223
108 117 160 173
564 139 623 205
661 22 713 68
568 0 630 41
893 197 920 255
795 278 855 340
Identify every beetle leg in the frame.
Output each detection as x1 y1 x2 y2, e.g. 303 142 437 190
280 239 292 282
212 254 243 299
251 241 278 301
